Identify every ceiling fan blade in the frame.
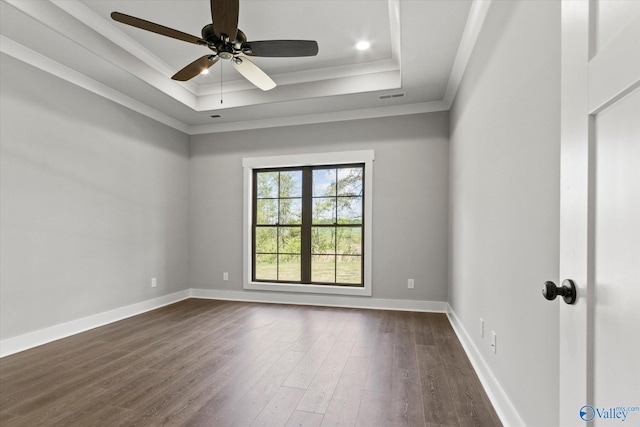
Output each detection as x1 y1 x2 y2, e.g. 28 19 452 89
172 55 219 81
244 40 319 57
233 56 276 91
210 0 239 41
111 12 207 46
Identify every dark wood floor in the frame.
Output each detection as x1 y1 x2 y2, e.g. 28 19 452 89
0 299 502 427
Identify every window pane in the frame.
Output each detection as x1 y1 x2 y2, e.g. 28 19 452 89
279 171 302 198
257 199 278 224
279 227 301 254
278 254 301 281
337 256 361 284
337 168 363 196
252 162 366 288
337 227 362 255
279 198 302 224
313 169 336 197
337 197 362 224
255 254 277 281
255 227 277 253
257 172 278 198
312 255 335 283
313 198 336 224
312 227 336 254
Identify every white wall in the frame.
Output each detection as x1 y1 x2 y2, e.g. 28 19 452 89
189 112 449 305
449 1 560 426
0 55 190 340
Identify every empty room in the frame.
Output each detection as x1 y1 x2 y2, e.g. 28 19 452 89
1 1 638 426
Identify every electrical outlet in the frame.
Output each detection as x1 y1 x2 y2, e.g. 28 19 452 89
151 278 157 288
480 318 484 337
223 272 229 281
491 331 497 354
408 279 414 289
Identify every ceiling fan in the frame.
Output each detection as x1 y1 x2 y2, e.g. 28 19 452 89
111 0 319 91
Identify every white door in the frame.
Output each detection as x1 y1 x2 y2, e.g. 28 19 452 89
559 1 640 426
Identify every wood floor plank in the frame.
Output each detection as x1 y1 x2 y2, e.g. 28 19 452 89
285 410 325 427
296 339 354 414
416 344 458 426
363 332 394 393
394 312 419 371
210 350 307 427
0 349 131 415
320 356 369 426
413 312 436 346
0 300 502 427
283 331 338 390
141 340 293 426
355 390 393 427
116 312 298 426
2 384 108 427
287 308 335 353
350 310 381 359
250 386 305 427
390 367 426 426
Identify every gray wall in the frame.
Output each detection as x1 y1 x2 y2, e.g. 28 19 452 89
0 56 190 340
189 112 449 303
449 1 560 426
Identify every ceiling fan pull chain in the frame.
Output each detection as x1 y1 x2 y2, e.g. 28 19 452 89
220 62 223 104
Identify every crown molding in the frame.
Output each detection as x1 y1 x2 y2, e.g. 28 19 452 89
188 100 450 135
443 0 492 106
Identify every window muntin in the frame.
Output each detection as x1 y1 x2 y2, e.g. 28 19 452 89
253 164 364 287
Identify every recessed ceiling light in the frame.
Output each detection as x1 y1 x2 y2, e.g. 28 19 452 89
356 40 370 51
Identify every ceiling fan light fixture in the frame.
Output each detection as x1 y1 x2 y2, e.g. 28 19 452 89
356 40 371 51
200 68 210 75
219 51 233 60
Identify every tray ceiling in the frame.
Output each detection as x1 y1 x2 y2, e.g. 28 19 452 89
0 0 488 134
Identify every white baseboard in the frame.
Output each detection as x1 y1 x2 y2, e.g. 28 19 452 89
0 290 191 358
446 304 524 427
190 288 448 313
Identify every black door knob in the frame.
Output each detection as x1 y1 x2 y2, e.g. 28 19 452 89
542 279 576 305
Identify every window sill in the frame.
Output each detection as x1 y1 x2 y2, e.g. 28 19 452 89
244 281 372 296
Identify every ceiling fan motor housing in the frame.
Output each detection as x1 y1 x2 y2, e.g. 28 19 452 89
202 24 247 58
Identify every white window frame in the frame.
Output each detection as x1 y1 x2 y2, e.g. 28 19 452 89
243 150 374 296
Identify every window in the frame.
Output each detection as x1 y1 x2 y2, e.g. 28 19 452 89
253 165 364 285
243 151 373 296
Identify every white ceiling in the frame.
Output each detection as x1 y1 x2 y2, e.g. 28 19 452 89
0 0 489 134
